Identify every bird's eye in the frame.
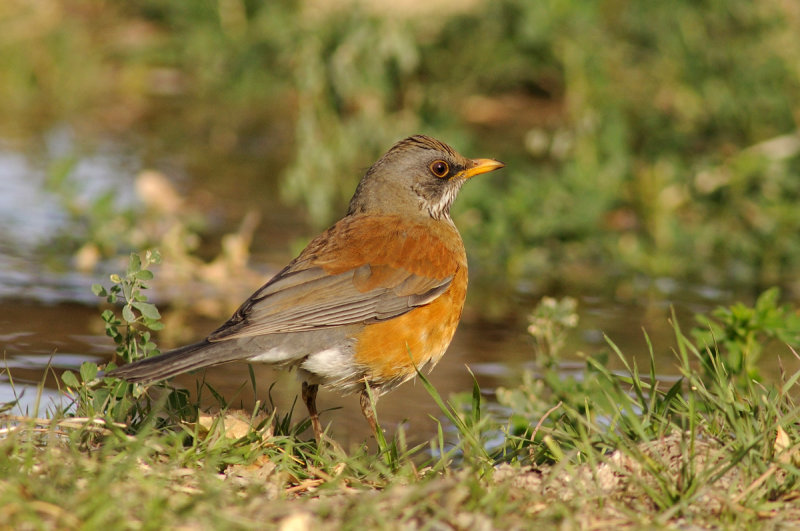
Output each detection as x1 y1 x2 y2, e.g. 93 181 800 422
429 160 449 178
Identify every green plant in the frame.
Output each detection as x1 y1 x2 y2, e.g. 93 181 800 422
495 297 800 519
527 296 579 368
419 367 497 475
692 287 800 385
61 250 191 427
94 250 164 363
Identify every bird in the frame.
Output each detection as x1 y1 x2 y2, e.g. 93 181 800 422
108 134 504 440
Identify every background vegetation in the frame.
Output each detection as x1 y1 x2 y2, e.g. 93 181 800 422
2 0 799 303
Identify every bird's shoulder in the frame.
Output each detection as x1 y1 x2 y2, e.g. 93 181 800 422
293 213 466 280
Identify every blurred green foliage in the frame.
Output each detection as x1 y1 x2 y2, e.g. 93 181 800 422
2 0 799 296
693 287 800 385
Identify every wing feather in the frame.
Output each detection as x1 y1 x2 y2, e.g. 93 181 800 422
207 215 463 342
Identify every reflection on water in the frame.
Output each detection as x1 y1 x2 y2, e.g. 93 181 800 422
0 130 139 259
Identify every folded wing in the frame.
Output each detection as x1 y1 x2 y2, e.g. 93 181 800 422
208 215 461 342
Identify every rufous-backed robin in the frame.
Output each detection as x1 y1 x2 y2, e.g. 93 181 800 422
109 135 504 440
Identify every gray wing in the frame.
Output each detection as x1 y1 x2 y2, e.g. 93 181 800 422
207 264 452 341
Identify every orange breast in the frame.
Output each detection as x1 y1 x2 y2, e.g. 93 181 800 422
303 213 468 387
353 267 467 385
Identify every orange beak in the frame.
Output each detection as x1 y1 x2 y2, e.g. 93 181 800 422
462 158 505 179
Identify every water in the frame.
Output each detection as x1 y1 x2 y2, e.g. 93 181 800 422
1 129 796 448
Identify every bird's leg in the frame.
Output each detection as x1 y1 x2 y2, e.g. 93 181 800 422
359 383 379 436
302 381 322 441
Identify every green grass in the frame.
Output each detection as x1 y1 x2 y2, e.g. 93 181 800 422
3 291 800 528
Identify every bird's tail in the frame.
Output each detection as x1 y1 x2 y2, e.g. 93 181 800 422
106 339 239 384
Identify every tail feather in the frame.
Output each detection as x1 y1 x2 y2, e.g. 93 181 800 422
106 340 239 384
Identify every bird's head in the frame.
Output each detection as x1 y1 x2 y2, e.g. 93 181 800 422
347 135 504 220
